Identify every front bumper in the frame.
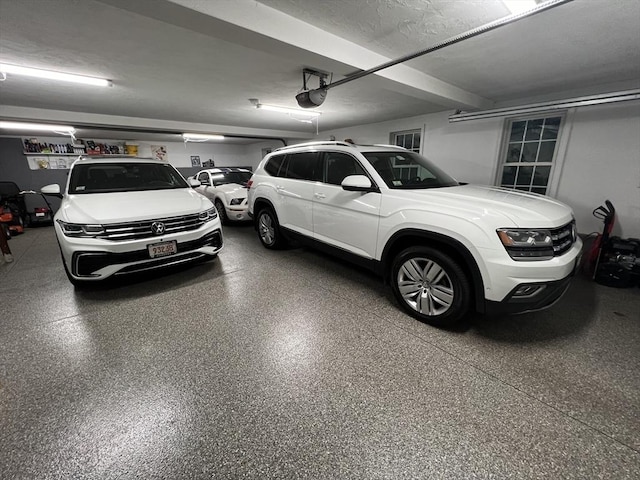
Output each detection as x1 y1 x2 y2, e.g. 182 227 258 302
57 224 223 280
226 207 251 222
484 242 582 315
484 272 574 315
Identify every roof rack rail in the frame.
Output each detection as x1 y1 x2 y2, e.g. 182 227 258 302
274 140 355 151
371 144 406 149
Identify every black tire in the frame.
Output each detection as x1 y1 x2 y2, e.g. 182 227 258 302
215 199 228 225
390 246 471 327
256 207 286 249
13 215 24 234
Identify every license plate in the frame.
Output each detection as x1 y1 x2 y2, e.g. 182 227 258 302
148 240 177 258
35 212 45 217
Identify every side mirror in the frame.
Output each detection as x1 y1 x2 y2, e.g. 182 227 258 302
41 184 62 198
189 178 202 188
342 175 377 192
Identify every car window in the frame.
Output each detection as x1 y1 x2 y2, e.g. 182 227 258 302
323 152 367 186
210 170 252 186
197 172 210 184
69 163 189 194
264 154 285 177
283 152 319 181
362 151 458 189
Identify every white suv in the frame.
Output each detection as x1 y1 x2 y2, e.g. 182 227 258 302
42 156 223 285
247 141 582 326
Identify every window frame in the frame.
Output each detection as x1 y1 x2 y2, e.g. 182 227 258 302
390 128 423 182
390 129 422 153
320 152 370 186
495 111 571 197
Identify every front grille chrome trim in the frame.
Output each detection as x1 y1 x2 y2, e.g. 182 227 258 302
550 221 575 257
97 213 205 241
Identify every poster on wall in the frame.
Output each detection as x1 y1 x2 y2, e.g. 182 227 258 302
26 156 73 170
190 155 201 167
151 145 168 161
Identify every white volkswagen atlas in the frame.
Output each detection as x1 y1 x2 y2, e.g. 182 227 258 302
247 141 583 327
42 156 223 285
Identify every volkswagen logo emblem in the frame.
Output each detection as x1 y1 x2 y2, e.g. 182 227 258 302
151 221 166 235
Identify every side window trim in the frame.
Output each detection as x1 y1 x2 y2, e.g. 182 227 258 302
283 152 320 181
320 151 378 188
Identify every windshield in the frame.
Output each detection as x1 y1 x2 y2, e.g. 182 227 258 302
362 151 458 189
68 163 189 194
210 171 252 186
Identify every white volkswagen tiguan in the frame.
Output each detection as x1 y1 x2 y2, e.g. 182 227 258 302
42 156 223 285
247 141 582 326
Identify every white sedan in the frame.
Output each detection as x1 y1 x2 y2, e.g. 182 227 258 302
193 167 252 224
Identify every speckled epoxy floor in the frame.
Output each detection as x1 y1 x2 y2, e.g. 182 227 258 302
1 226 639 479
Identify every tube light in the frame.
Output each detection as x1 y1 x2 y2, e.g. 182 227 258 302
0 63 112 87
0 121 76 133
182 133 225 141
257 103 321 117
449 89 640 123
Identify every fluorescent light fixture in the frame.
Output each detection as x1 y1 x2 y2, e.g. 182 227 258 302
502 0 539 15
0 63 112 87
257 103 321 117
0 121 75 133
182 133 225 141
449 89 640 123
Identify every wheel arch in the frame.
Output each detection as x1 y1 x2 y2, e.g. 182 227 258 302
251 197 278 229
380 229 486 313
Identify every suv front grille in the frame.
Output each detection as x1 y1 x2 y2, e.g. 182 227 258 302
550 221 575 256
97 213 205 241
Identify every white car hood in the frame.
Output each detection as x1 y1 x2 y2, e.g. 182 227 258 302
216 183 248 198
59 189 212 224
395 184 574 228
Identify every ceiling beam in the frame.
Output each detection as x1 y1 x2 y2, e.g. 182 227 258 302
97 0 493 110
0 106 313 139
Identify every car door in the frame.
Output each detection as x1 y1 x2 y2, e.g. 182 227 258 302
313 152 382 259
272 152 319 237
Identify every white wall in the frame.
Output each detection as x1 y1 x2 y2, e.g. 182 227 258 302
136 141 248 168
323 101 640 237
555 101 640 238
321 112 503 184
242 139 287 169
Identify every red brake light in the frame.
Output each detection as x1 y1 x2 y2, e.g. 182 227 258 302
246 179 253 189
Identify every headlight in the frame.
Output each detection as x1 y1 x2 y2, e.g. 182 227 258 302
57 220 105 237
230 198 244 206
198 207 218 222
497 228 554 260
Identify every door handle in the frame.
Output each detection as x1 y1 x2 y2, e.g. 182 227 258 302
276 185 284 192
314 193 326 199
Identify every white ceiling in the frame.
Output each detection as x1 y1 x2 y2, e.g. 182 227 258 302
0 0 638 143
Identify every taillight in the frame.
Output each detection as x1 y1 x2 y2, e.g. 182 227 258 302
35 207 48 213
246 179 253 189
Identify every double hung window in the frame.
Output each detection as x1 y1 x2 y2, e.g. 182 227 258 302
499 116 562 195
